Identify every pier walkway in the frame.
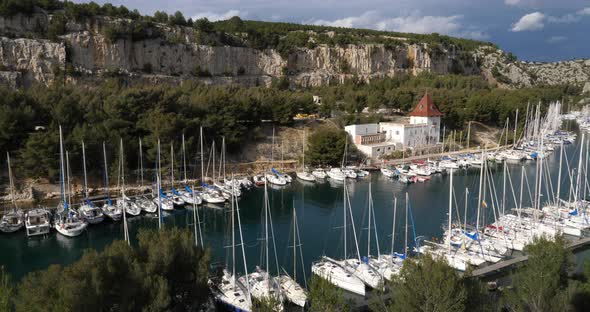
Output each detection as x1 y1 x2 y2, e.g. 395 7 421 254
472 236 590 277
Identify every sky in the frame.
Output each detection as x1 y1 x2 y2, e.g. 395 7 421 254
72 0 590 62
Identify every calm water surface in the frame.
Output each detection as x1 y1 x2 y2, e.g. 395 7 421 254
1 131 588 285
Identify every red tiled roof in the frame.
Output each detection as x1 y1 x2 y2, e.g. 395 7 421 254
409 93 443 117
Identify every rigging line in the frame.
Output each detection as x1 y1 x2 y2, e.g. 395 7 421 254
506 165 520 214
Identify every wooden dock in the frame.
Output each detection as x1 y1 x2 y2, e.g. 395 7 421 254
472 236 590 277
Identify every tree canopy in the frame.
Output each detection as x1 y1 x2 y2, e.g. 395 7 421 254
13 228 210 312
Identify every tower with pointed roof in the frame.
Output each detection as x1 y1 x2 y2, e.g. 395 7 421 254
409 93 442 145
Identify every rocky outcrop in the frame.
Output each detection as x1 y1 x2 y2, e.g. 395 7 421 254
0 13 587 89
476 47 590 88
0 36 65 87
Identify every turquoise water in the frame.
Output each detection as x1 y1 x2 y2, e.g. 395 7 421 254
0 133 587 285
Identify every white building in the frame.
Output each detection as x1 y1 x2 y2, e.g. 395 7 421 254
344 94 443 158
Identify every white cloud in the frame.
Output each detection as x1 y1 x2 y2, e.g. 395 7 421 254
307 12 489 40
192 10 244 22
511 12 545 31
577 8 590 16
546 36 567 44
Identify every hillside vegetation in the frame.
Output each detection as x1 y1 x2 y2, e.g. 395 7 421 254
0 73 580 180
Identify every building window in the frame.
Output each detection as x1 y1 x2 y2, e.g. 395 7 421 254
388 147 391 150
396 131 399 135
377 148 381 152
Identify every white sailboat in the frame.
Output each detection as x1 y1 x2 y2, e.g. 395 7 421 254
77 141 105 225
101 142 123 221
177 134 202 206
239 181 284 311
134 138 158 213
167 143 185 207
54 129 88 238
279 204 307 307
0 153 24 233
296 130 315 183
153 140 174 211
311 183 369 296
199 129 226 204
368 195 404 281
115 139 141 217
208 181 252 311
312 168 327 180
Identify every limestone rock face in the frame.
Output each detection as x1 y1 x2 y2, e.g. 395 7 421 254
0 13 587 89
0 37 65 87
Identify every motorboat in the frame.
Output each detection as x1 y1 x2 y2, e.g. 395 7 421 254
24 208 51 237
380 167 397 178
117 196 142 216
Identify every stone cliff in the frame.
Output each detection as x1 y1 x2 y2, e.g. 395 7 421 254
0 13 588 89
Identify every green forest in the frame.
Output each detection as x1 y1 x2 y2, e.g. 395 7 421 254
0 73 581 180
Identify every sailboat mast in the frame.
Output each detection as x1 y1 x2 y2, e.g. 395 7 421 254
464 188 468 231
575 133 585 202
82 141 88 199
103 142 109 198
343 182 347 259
121 138 129 245
404 192 408 256
170 143 174 189
59 126 66 207
182 134 187 182
476 151 484 230
222 137 226 181
502 161 507 216
157 139 162 229
200 127 204 184
391 197 396 254
293 205 297 281
302 130 305 172
139 138 144 188
7 153 16 210
265 181 269 274
231 176 236 282
513 109 519 147
212 141 216 184
367 183 372 257
447 169 454 255
66 151 71 209
556 141 563 208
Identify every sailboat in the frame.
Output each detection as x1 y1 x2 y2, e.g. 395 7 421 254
134 138 158 214
296 130 316 182
152 139 174 211
368 194 404 281
0 153 24 233
101 142 123 221
77 141 105 224
266 129 289 186
54 127 88 237
417 169 468 271
208 179 252 311
167 143 186 207
177 134 202 206
341 140 357 179
116 139 141 217
311 183 370 296
199 128 226 204
214 137 242 198
278 204 307 307
239 181 284 311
